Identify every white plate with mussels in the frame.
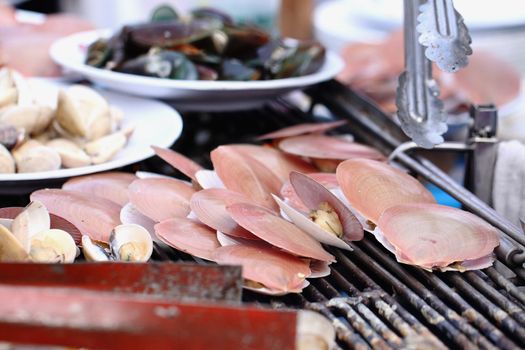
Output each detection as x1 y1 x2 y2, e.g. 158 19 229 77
0 74 182 187
49 29 344 111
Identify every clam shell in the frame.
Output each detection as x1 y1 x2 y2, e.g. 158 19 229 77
0 206 81 245
190 188 258 239
120 203 158 242
152 146 203 182
29 229 77 263
128 178 195 222
290 171 363 241
11 200 50 253
255 120 347 140
155 218 220 261
228 144 316 183
81 235 111 262
13 141 61 173
273 195 353 251
84 132 127 165
278 134 385 161
226 202 335 262
63 172 136 206
46 138 91 168
281 172 339 212
0 224 29 262
195 169 225 189
336 159 436 223
135 171 172 179
377 203 500 269
211 145 281 211
212 244 311 292
109 224 153 262
30 189 121 242
296 310 336 350
309 260 331 278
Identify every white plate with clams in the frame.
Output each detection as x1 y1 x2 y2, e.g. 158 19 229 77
49 29 344 111
0 74 182 191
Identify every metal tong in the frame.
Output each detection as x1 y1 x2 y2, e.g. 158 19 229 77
396 0 472 149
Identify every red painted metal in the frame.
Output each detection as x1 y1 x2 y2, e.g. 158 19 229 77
0 285 297 350
0 262 242 302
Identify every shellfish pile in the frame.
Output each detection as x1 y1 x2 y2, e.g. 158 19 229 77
5 121 499 295
0 67 132 173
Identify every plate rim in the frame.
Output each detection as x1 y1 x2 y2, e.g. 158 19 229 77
49 29 344 93
0 81 183 182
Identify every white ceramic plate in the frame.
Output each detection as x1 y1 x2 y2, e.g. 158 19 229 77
49 29 344 111
0 79 182 185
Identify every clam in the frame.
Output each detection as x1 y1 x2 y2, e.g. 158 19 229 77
155 218 220 261
211 145 281 211
128 178 196 222
46 138 91 168
81 235 112 262
212 244 311 293
12 140 61 173
227 144 316 183
278 134 385 172
336 159 436 224
29 229 77 263
152 146 203 182
55 85 112 141
109 224 153 262
289 172 362 240
0 105 54 135
0 123 23 150
62 172 137 206
226 202 335 262
376 203 500 271
31 189 121 242
0 68 18 108
0 143 15 173
309 260 331 278
0 224 29 262
11 200 50 253
255 120 347 141
296 310 336 350
189 188 258 239
280 172 339 212
83 131 127 165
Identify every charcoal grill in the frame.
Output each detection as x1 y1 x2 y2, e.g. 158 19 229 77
2 81 525 349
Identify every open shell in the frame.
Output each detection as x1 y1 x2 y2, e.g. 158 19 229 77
296 310 336 350
226 202 335 262
152 146 203 182
83 131 127 165
290 171 363 241
227 144 316 183
63 172 136 206
81 235 112 262
109 224 153 262
336 159 436 224
281 172 339 212
11 200 50 253
256 120 347 140
29 229 77 263
195 169 225 189
212 244 311 293
273 195 353 251
128 178 195 222
155 218 220 261
120 203 157 241
278 134 385 161
211 145 281 211
190 188 258 240
0 224 29 262
376 203 500 270
31 189 121 242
